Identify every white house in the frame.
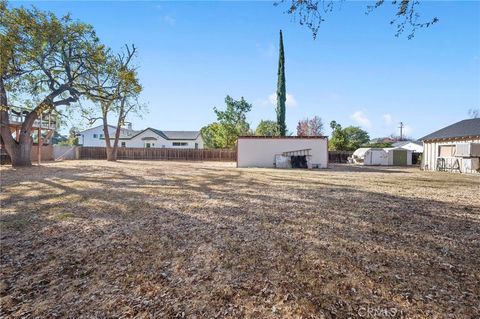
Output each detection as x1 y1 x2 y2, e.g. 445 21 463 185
79 125 204 149
237 136 328 168
420 118 480 174
78 125 138 147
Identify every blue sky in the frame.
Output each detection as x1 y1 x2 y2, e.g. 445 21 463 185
15 1 480 138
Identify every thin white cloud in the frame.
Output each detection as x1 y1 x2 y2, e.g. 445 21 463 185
286 93 297 107
163 15 176 26
266 92 297 107
154 4 162 10
351 111 371 128
324 92 342 102
268 92 276 105
257 43 276 58
383 113 393 125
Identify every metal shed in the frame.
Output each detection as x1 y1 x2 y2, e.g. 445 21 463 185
352 148 389 165
384 148 413 166
352 147 412 166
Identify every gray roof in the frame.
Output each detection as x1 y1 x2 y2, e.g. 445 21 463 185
149 128 200 140
419 118 480 141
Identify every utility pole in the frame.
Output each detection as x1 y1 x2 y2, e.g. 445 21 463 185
398 122 404 141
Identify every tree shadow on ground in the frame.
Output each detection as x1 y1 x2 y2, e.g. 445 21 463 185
0 162 479 318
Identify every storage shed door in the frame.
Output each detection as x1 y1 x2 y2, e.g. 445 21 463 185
393 150 407 166
370 150 384 165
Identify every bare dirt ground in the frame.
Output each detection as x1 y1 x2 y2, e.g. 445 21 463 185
1 161 479 318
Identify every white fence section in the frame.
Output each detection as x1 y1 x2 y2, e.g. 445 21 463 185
53 146 79 160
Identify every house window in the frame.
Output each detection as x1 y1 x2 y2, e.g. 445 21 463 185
99 134 104 139
145 142 151 148
93 134 98 138
195 143 198 149
173 142 188 146
121 142 126 147
439 145 455 157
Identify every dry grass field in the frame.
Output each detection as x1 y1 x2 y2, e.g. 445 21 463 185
1 160 479 318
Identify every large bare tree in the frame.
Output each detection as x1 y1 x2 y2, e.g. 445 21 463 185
0 2 103 166
81 44 143 161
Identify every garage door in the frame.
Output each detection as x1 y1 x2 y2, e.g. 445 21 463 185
393 150 407 166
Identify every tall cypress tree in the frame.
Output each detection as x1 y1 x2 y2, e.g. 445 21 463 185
276 30 287 136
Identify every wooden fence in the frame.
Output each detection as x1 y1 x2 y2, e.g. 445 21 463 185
0 145 53 165
2 146 353 165
79 147 237 162
328 151 353 163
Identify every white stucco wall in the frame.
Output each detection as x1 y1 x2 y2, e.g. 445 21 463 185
195 135 204 149
423 138 480 174
123 129 168 148
79 126 116 147
237 137 328 168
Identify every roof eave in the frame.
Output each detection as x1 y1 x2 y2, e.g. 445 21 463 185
422 135 480 142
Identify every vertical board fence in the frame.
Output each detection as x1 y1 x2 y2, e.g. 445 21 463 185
79 147 237 162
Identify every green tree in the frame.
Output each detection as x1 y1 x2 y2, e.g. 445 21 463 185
0 2 103 166
201 96 252 149
329 121 347 151
328 121 370 151
255 120 281 136
276 30 287 136
51 131 68 145
363 142 393 148
343 126 370 151
201 122 225 149
57 126 79 146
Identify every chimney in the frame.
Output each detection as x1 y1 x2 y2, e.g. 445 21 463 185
127 123 132 130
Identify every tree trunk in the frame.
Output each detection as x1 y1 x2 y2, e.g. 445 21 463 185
110 126 121 161
110 109 125 162
102 115 116 162
0 77 34 167
9 142 33 167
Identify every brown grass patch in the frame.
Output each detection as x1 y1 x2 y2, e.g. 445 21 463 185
1 161 479 318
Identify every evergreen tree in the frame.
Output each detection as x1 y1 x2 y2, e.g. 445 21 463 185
276 30 286 136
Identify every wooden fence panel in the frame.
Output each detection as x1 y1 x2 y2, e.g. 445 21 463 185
79 147 236 162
